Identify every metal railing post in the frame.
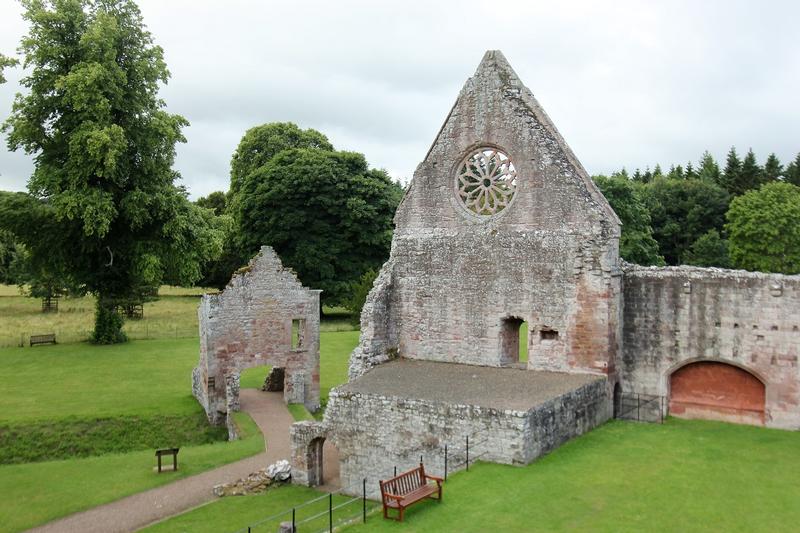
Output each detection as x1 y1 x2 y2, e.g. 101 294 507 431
363 478 367 523
466 436 470 471
292 507 296 531
637 394 640 421
444 444 448 480
329 492 333 532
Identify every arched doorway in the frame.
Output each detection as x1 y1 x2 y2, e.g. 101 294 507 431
306 437 341 490
669 361 765 426
499 317 527 365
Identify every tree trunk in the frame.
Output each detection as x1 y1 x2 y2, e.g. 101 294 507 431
91 294 128 344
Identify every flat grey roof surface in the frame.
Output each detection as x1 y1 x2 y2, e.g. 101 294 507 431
338 359 604 412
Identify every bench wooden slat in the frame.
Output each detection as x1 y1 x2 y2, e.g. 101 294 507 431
380 463 442 522
30 334 56 346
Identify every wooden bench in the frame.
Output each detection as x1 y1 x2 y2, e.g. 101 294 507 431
30 334 56 347
155 447 179 473
379 463 443 521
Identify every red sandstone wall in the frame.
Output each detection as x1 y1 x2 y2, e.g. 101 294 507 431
670 361 765 425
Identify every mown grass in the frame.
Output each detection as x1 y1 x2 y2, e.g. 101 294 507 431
0 412 228 464
0 330 360 531
0 412 264 533
343 418 800 533
142 484 370 533
0 338 202 422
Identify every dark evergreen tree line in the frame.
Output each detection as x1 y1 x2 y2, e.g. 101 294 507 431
594 148 800 274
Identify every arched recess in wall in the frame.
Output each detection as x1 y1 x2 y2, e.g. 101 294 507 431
668 361 766 426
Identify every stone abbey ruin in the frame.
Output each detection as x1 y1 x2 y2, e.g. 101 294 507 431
193 247 321 432
196 51 799 495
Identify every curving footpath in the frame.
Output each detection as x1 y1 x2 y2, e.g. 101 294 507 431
28 390 296 533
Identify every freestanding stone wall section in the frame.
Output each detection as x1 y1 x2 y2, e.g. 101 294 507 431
621 264 800 429
193 246 321 427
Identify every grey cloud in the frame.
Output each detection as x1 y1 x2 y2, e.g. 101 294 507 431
1 0 799 199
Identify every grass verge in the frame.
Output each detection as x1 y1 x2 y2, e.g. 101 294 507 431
0 412 264 533
0 412 228 464
344 418 800 532
142 484 372 533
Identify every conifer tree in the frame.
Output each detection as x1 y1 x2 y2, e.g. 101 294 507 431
697 151 721 182
786 153 800 187
721 147 742 194
735 148 763 195
763 153 783 182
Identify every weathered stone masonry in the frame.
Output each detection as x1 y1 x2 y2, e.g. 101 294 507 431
290 50 799 493
193 246 321 427
621 265 800 429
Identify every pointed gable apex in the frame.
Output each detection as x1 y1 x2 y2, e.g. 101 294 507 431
396 50 621 232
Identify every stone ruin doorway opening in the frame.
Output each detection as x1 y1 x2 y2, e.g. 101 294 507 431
669 360 766 426
500 317 528 366
613 382 622 418
306 437 341 491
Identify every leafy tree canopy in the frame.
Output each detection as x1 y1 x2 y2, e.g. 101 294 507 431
235 147 403 306
196 190 227 216
1 0 223 342
0 52 18 84
229 122 333 197
593 174 664 266
726 182 800 274
683 229 730 269
640 177 730 265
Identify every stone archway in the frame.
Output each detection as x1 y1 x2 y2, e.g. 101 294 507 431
669 361 766 426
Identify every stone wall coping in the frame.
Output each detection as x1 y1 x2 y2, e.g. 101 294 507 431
622 262 800 282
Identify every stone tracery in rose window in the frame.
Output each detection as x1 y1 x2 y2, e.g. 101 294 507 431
455 148 517 216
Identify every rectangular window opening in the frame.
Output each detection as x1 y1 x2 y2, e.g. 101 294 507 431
291 319 306 349
540 329 559 341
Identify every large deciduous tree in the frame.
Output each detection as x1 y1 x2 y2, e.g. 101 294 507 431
726 182 800 274
641 177 730 265
1 0 223 343
229 123 333 197
235 147 403 307
593 174 663 266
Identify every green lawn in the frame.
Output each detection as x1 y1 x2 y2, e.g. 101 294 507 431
0 338 202 422
342 418 800 533
142 484 370 533
0 413 264 533
0 330 359 531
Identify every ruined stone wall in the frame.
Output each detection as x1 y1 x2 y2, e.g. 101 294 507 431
193 246 321 425
621 264 800 429
350 50 621 379
294 377 607 497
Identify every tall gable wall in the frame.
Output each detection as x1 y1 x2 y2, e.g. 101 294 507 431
351 51 621 378
193 246 321 425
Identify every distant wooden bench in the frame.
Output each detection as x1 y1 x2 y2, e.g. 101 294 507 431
155 447 179 473
380 463 443 521
30 334 56 347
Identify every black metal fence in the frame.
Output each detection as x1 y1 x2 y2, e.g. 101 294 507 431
615 393 665 423
231 433 488 532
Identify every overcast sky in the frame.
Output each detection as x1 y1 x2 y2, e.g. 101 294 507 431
1 0 799 199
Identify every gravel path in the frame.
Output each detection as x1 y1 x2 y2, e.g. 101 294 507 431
29 389 300 533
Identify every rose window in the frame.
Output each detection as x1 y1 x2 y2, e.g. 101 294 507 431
455 148 517 216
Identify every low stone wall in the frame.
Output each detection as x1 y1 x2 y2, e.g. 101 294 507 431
291 375 608 497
